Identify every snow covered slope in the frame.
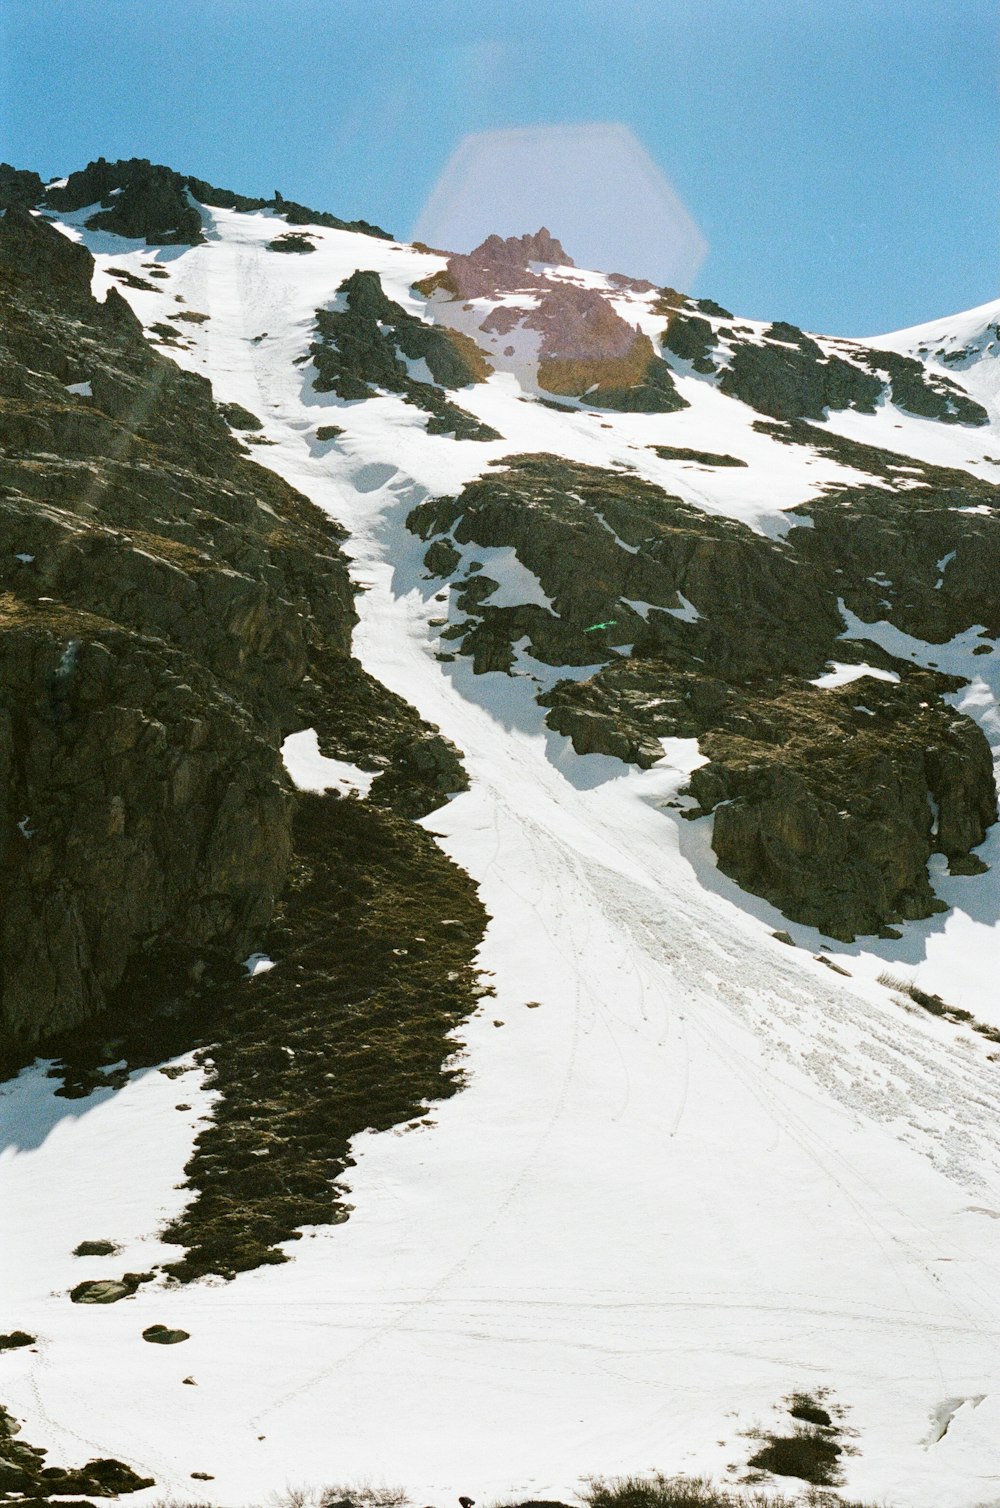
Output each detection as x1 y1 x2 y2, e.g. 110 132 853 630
822 298 1000 478
4 193 1000 1508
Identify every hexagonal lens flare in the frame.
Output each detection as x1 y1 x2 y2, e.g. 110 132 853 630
412 122 707 291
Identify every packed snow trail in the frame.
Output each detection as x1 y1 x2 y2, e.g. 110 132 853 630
3 206 1000 1507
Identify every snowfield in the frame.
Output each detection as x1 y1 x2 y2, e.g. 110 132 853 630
4 204 1000 1507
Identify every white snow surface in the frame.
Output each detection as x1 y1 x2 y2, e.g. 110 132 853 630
810 661 901 689
281 728 375 797
5 205 1000 1506
820 296 1000 480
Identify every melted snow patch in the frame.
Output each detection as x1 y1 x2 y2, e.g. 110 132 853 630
280 728 375 797
65 380 92 397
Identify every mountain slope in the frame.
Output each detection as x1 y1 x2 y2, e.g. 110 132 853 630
3 163 1000 1508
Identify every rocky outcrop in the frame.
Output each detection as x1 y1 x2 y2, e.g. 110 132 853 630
659 311 989 426
310 269 501 440
0 163 44 211
416 231 688 413
660 310 718 373
410 450 998 939
268 231 317 253
434 228 574 300
687 679 994 940
46 157 206 243
858 345 989 424
0 208 468 1045
270 187 391 240
717 326 883 420
24 156 392 245
525 287 686 411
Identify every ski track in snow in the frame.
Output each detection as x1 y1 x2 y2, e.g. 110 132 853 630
4 207 1000 1506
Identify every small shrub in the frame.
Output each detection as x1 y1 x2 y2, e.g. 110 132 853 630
579 1471 885 1508
0 1330 34 1350
318 1487 409 1508
787 1393 832 1428
747 1431 841 1485
878 971 977 1024
582 1474 808 1508
266 1486 409 1508
877 969 914 995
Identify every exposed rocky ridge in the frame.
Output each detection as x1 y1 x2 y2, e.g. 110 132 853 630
409 451 998 939
661 309 989 426
310 269 501 439
1 155 391 244
438 227 574 298
415 231 687 413
0 208 470 1044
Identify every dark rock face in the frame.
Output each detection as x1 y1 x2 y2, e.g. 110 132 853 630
0 205 94 298
0 211 305 1037
717 332 883 420
410 450 998 939
310 269 501 440
272 187 392 240
0 208 467 1045
0 615 291 1040
46 157 206 244
0 1331 33 1351
217 400 263 431
409 454 843 682
660 310 718 373
690 681 993 939
268 231 316 253
658 309 989 427
0 163 44 210
859 345 989 425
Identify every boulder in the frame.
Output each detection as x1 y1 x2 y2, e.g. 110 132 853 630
142 1324 190 1344
69 1280 132 1304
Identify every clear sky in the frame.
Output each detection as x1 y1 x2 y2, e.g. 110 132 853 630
1 0 996 336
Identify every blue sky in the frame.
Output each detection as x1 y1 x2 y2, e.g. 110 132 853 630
1 0 996 335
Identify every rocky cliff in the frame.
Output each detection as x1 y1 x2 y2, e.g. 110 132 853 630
0 206 468 1046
